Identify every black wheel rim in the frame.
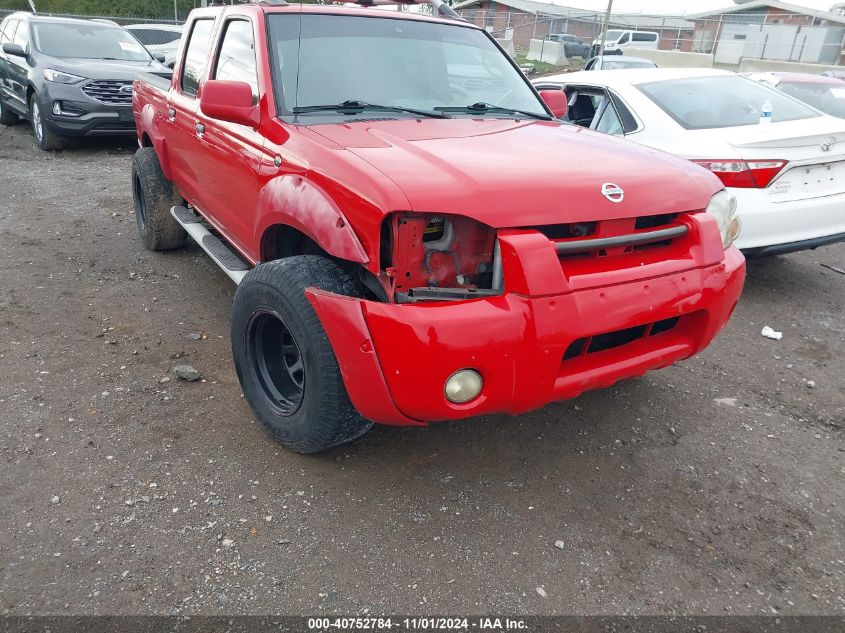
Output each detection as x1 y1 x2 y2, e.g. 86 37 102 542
246 310 305 416
132 173 147 232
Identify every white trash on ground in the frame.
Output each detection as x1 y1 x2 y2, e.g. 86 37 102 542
761 326 783 341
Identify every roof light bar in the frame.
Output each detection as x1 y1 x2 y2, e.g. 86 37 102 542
351 0 465 21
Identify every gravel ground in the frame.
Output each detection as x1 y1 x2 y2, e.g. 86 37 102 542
0 123 843 617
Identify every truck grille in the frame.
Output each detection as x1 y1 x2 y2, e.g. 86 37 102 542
562 315 684 361
536 214 684 259
82 80 133 105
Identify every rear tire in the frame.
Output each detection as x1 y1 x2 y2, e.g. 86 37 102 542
231 256 373 454
131 147 186 251
30 94 64 151
0 97 18 125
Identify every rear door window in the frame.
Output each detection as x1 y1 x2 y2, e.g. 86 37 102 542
632 32 656 43
213 19 258 103
181 18 215 97
595 101 623 135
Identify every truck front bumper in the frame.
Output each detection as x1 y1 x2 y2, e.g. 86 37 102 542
307 220 746 426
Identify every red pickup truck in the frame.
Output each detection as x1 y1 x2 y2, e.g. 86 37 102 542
131 0 745 453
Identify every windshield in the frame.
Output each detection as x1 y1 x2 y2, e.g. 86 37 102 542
32 22 151 61
638 75 820 129
605 30 623 41
602 59 655 70
127 28 182 47
779 81 845 119
267 14 547 119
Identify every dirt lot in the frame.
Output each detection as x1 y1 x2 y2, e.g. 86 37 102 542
0 122 843 617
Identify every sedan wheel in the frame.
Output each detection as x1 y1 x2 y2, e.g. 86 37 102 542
29 94 65 151
31 100 43 143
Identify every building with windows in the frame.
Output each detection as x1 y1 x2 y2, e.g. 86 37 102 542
452 0 695 53
688 1 845 65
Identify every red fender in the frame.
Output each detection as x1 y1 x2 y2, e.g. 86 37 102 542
305 288 423 426
255 175 369 264
138 103 173 181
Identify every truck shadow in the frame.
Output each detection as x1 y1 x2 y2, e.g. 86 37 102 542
322 375 679 471
742 249 844 302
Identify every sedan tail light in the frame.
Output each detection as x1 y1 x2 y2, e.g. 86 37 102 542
693 160 788 189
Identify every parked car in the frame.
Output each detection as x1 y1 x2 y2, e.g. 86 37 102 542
584 55 658 71
534 68 845 256
124 23 183 68
545 33 591 59
131 2 744 453
0 13 171 150
821 69 845 79
747 72 845 119
591 30 659 57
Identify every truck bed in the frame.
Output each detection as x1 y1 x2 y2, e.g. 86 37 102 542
135 72 172 92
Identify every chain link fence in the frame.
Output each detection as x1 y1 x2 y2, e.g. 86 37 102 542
458 7 845 68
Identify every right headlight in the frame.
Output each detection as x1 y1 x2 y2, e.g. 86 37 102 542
43 69 85 84
705 190 741 249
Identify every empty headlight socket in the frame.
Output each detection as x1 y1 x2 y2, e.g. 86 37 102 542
384 212 499 303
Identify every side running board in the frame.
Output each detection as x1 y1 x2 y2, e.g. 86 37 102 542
170 206 250 284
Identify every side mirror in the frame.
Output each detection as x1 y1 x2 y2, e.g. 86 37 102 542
199 80 259 128
2 42 26 57
539 89 568 119
152 52 166 63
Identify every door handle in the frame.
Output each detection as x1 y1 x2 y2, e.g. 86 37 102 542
167 107 176 121
195 122 205 137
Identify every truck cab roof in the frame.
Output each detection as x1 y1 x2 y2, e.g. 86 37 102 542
188 1 475 28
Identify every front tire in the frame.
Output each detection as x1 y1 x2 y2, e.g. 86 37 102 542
231 256 373 454
131 147 186 251
29 94 64 151
0 97 19 125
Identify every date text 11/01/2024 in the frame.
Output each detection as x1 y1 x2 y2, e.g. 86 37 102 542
307 617 528 630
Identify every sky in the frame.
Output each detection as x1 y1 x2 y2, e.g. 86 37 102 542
550 0 842 14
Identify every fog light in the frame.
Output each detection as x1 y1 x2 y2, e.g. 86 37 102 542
52 101 61 115
444 369 483 404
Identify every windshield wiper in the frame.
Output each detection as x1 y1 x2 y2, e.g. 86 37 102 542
292 100 448 119
435 102 552 121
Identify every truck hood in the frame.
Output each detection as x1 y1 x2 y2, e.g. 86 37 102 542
311 119 720 227
42 56 172 81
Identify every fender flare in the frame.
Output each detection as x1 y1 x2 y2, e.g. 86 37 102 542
255 174 369 264
138 103 173 181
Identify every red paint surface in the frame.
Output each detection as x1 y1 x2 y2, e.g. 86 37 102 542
309 244 744 425
134 3 747 426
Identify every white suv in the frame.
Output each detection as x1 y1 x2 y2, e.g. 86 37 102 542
592 30 659 55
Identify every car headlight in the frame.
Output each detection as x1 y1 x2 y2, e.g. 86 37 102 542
43 69 85 84
705 190 741 249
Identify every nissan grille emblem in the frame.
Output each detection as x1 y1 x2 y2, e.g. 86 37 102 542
821 137 836 152
119 85 133 94
601 183 624 203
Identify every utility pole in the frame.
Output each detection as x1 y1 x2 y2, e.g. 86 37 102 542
598 0 614 57
174 0 178 21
